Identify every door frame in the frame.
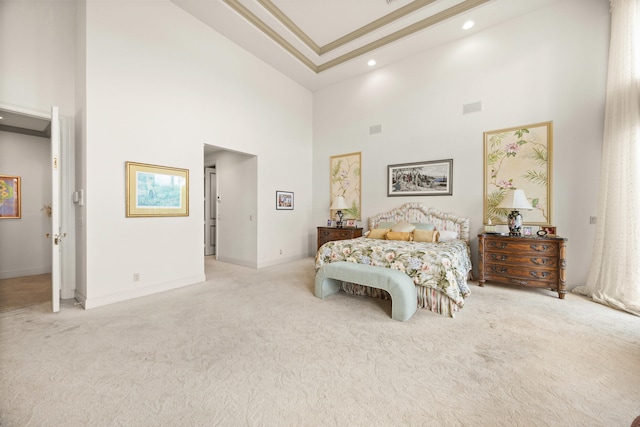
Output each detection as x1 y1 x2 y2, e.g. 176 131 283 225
0 103 76 310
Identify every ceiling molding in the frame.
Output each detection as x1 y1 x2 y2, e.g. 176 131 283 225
257 0 441 55
257 0 320 53
317 0 491 72
223 0 490 74
223 0 318 71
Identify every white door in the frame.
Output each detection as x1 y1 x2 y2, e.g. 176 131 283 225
50 106 61 312
204 167 217 256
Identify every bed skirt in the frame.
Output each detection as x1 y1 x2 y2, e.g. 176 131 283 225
339 282 460 317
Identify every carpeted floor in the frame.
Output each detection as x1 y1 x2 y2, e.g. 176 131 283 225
0 257 638 426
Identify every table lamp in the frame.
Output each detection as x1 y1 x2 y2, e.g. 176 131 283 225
497 189 533 236
330 196 349 228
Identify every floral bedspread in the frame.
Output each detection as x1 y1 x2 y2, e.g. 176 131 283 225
315 237 472 308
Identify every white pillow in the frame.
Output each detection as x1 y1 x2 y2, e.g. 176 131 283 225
438 230 459 241
391 220 416 233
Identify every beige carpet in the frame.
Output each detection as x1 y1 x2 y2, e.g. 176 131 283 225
0 257 638 426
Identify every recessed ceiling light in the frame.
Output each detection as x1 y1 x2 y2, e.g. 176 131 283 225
367 59 376 67
462 20 474 30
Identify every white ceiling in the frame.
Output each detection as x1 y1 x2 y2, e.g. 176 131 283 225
0 0 565 132
171 0 565 92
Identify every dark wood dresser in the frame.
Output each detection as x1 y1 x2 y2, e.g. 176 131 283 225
477 233 568 298
317 227 363 250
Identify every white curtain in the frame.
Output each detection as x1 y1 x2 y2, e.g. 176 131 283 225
574 0 640 316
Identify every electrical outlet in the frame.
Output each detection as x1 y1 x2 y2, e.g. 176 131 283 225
590 216 597 224
133 273 140 282
279 249 283 255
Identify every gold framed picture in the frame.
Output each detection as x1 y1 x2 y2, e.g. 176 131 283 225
330 152 361 221
125 162 189 217
484 121 552 226
0 175 21 219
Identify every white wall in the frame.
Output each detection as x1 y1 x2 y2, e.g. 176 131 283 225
0 132 51 278
80 0 313 307
0 1 76 119
0 1 77 296
312 0 609 287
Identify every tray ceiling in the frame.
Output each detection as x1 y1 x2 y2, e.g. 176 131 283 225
171 0 564 91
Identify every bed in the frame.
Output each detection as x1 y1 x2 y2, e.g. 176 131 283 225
314 203 472 317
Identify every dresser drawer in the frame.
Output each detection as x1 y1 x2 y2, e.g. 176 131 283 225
484 265 559 284
484 252 559 269
485 239 559 256
319 229 355 240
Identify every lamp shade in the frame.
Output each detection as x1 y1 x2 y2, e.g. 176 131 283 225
497 189 533 210
330 196 349 210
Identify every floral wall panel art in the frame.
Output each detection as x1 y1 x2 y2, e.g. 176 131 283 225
330 152 361 221
484 122 552 226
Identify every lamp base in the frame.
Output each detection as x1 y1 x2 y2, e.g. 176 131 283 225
336 211 344 228
507 209 523 236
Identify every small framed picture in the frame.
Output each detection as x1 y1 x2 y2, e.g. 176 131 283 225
346 219 355 227
522 226 532 236
276 191 294 210
541 226 556 236
327 219 333 226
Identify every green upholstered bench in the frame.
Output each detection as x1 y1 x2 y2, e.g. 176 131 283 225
315 262 418 321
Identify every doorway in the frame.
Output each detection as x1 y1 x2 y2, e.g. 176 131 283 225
0 105 75 311
204 166 217 256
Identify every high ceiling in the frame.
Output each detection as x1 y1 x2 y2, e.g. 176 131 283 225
0 0 566 133
171 0 564 92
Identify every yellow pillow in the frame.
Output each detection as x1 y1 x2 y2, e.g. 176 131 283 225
386 231 413 241
367 228 390 239
413 229 439 242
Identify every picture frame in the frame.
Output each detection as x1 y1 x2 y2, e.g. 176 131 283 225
330 152 361 220
387 159 453 196
0 175 21 219
346 219 355 227
125 162 189 217
541 226 556 236
327 219 333 227
523 226 533 236
276 191 294 210
484 121 553 226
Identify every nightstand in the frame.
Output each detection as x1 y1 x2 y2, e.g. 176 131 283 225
317 227 363 250
477 233 568 298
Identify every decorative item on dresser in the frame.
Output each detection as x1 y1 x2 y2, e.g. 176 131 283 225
477 233 568 298
317 226 363 250
497 188 533 236
330 196 349 228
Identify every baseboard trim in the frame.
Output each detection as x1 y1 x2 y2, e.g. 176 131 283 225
82 274 206 309
257 254 307 269
0 267 52 280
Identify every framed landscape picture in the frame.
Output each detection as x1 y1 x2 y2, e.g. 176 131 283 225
387 159 453 196
0 175 21 219
125 162 189 217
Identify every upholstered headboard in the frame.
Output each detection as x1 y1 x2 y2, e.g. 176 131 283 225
368 203 470 242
